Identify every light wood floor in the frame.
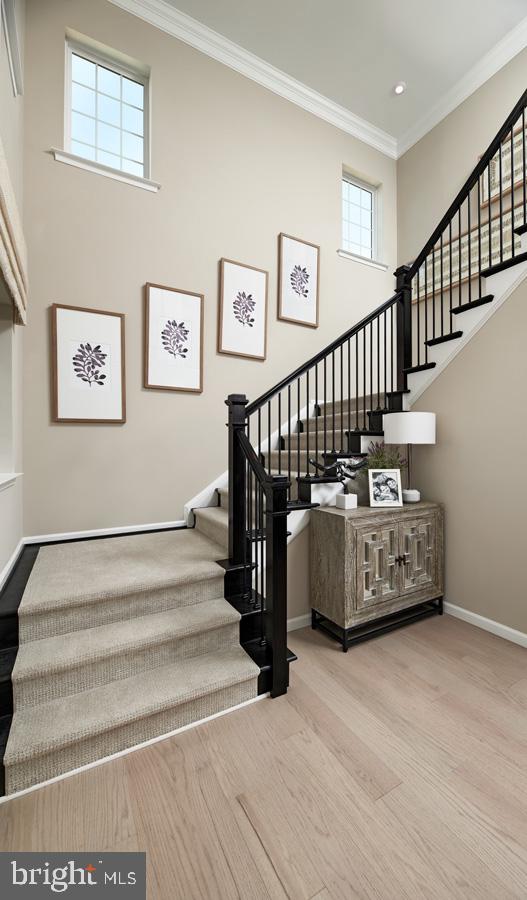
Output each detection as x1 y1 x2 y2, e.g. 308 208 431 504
1 614 527 899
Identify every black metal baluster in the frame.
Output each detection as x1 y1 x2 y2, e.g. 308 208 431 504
477 177 482 299
355 331 359 430
432 244 436 338
347 339 351 445
391 303 395 391
440 231 444 336
523 108 526 228
449 219 453 318
511 126 515 255
259 484 265 646
340 344 344 451
315 364 319 468
424 254 429 360
287 385 291 501
488 162 492 268
331 351 336 452
306 370 310 477
458 207 462 307
383 309 387 409
363 327 366 430
376 315 380 409
323 357 327 459
467 194 472 304
297 378 300 482
277 393 281 475
499 139 503 262
258 408 262 470
416 271 420 366
369 323 373 426
267 400 271 476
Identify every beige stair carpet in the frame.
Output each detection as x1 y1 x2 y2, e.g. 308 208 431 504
5 528 259 794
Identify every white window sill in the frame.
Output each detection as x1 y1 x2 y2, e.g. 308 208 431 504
337 248 389 272
51 149 161 193
0 472 22 493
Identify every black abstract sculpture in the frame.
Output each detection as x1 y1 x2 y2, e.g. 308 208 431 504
309 456 367 493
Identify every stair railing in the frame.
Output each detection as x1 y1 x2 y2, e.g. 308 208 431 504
401 87 527 373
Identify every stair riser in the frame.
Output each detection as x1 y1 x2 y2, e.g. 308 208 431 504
5 677 257 794
18 575 225 642
13 622 240 709
195 514 228 551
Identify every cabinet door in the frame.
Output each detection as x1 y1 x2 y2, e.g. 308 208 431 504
399 515 437 594
356 524 399 611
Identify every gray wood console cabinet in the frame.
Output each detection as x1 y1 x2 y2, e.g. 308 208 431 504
310 501 444 651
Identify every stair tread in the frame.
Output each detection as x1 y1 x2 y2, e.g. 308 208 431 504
5 646 259 765
13 597 238 682
481 251 527 278
403 362 436 374
19 528 225 618
194 507 228 524
425 330 463 347
451 294 494 315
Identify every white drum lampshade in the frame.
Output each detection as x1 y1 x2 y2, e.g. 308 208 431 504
382 412 436 502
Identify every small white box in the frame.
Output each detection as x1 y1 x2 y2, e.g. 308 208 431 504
335 492 358 510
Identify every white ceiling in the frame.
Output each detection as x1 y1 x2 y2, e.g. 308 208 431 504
161 0 527 144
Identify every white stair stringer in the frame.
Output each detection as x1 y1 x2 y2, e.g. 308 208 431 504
406 233 527 406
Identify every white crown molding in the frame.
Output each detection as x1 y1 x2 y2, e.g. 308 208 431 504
107 0 398 159
397 15 527 157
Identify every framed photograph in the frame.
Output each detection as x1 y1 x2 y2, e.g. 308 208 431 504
368 469 403 508
278 233 319 328
50 304 125 424
218 258 268 361
144 283 203 393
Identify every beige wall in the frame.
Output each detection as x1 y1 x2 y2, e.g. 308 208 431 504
0 0 25 575
398 55 527 633
22 0 397 536
413 278 527 633
397 46 527 265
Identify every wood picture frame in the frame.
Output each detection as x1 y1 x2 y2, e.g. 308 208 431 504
144 283 204 393
278 232 320 328
50 303 126 424
218 258 268 361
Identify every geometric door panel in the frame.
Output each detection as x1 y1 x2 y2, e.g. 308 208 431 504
356 525 399 610
399 517 436 593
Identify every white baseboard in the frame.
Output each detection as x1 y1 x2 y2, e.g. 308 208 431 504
0 538 24 592
444 602 527 649
287 613 311 632
0 693 268 804
24 519 186 544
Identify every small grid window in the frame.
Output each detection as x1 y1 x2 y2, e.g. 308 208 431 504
342 177 375 260
67 47 148 178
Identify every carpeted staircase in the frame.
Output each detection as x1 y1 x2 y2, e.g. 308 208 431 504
4 527 259 794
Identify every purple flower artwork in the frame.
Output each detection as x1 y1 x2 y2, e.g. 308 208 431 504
161 320 189 359
290 265 310 298
72 343 107 386
233 291 255 327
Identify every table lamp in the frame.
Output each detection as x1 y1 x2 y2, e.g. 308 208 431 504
382 411 436 503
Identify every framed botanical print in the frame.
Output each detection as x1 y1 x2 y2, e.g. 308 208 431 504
218 258 268 361
50 304 125 424
278 233 320 328
144 283 204 393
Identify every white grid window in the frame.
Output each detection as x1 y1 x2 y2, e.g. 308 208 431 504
66 45 148 179
342 177 376 260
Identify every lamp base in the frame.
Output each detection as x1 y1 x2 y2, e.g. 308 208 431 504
403 488 421 503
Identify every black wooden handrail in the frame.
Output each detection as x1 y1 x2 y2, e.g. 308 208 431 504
246 291 401 415
408 87 527 278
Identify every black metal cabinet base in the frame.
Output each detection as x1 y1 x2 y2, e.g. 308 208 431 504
311 598 443 652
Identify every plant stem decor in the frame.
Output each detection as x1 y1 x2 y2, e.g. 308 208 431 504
360 441 408 476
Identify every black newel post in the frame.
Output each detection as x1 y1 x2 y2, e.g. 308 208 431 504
265 475 289 698
394 264 413 392
225 394 249 597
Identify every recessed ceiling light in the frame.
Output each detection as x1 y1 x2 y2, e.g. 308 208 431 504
394 82 406 96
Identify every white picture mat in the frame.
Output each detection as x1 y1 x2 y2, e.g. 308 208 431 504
368 469 403 508
220 261 267 358
55 307 123 421
280 236 318 325
147 287 202 390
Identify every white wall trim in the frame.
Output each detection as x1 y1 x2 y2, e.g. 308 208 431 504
0 537 23 592
52 149 161 192
107 0 398 159
287 613 311 632
24 519 186 545
0 692 268 804
445 602 527 649
398 15 527 157
337 248 389 272
0 472 21 492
